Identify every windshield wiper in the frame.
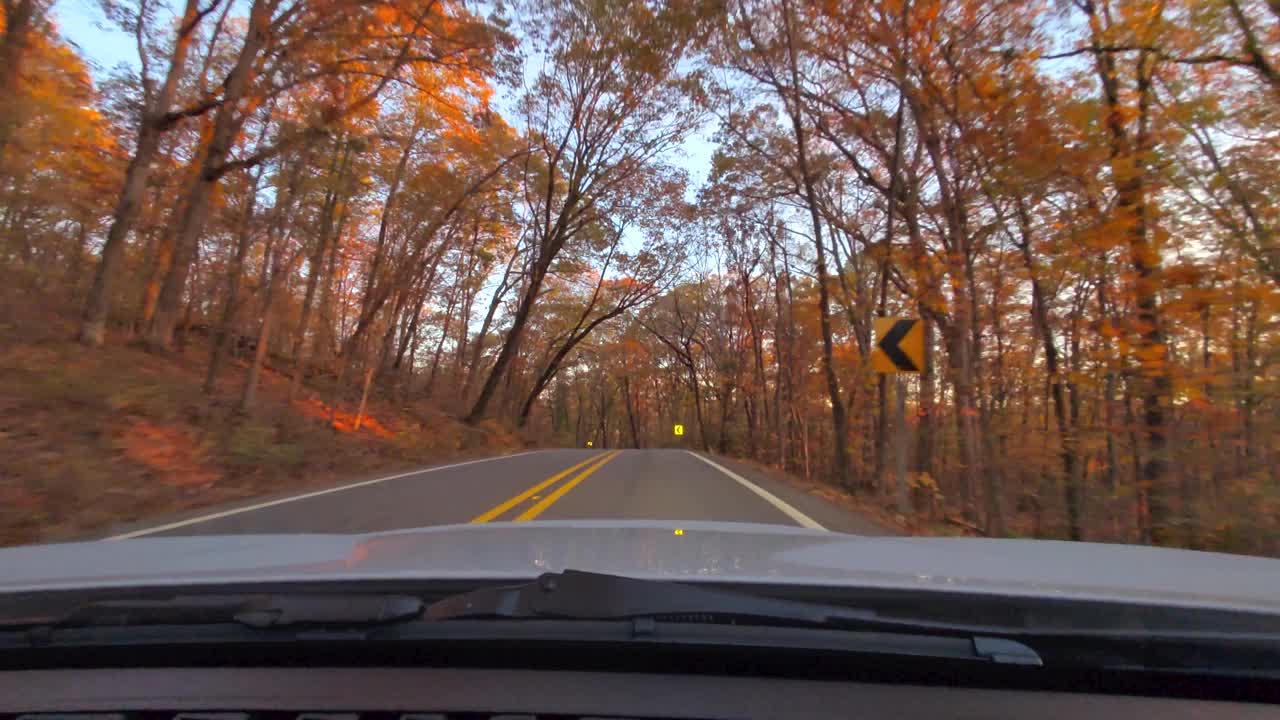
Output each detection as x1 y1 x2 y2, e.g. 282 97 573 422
424 570 1043 665
422 570 1280 674
1 593 424 630
11 571 1279 675
2 573 1040 666
427 569 876 624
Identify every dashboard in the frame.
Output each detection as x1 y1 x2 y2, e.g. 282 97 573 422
1 668 1275 719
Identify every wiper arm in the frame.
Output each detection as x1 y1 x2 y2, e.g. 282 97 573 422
426 569 876 625
2 593 424 630
0 574 1045 667
233 594 423 628
426 570 1043 665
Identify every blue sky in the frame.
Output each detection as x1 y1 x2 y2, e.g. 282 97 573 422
54 0 142 73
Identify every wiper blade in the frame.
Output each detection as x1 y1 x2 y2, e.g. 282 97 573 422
425 570 1043 665
2 593 424 630
233 594 423 628
425 569 877 625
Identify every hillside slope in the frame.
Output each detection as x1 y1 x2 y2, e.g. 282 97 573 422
0 286 523 546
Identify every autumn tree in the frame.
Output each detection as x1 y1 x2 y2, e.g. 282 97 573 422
464 0 704 423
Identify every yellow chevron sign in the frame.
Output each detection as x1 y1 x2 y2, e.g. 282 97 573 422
872 318 924 374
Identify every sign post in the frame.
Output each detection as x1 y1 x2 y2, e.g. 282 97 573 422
872 318 924 513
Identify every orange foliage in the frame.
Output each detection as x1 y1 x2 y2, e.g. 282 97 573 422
119 420 218 489
296 398 395 438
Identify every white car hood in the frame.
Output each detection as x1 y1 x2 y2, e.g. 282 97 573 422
1 521 1278 614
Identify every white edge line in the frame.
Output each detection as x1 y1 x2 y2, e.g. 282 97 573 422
686 451 827 531
104 451 539 540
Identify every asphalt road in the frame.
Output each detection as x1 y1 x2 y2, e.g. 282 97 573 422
105 449 893 539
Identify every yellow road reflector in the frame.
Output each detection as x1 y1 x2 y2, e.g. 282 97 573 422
516 450 621 521
673 424 684 436
674 528 684 536
470 453 603 523
586 440 593 447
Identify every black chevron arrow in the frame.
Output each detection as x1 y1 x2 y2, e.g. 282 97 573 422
877 319 919 372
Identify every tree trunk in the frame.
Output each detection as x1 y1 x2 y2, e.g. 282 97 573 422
914 317 935 482
0 0 37 169
1015 201 1080 539
78 0 206 346
780 0 850 489
423 287 458 397
623 375 641 448
516 300 636 426
453 278 476 387
462 244 519 398
466 255 548 423
145 0 269 351
893 377 912 514
910 88 993 530
873 262 889 491
239 243 288 413
740 267 766 459
574 387 586 447
1083 0 1173 544
1125 379 1148 541
772 234 796 471
353 365 375 431
64 218 92 295
717 382 734 455
204 169 262 392
689 355 710 453
361 126 419 319
392 282 427 379
1128 50 1174 545
315 201 351 374
239 309 273 412
287 235 331 400
390 257 441 374
401 314 421 401
287 143 353 400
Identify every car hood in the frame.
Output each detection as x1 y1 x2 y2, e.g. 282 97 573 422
1 521 1278 614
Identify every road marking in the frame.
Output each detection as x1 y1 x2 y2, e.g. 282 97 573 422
105 451 538 540
470 452 608 523
685 451 827 531
516 450 622 521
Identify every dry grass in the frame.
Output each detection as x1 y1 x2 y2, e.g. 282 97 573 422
0 280 524 546
719 455 976 538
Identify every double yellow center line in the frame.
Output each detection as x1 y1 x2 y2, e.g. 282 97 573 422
471 450 622 523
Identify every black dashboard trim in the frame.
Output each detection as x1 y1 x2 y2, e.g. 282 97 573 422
1 667 1276 719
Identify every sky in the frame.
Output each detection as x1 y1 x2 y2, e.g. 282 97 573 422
54 0 141 73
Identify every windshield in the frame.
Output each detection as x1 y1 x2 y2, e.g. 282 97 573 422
0 0 1277 598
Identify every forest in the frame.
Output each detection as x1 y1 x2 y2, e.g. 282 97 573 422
0 0 1277 552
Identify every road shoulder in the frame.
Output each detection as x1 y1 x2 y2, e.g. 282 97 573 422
688 452 901 536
